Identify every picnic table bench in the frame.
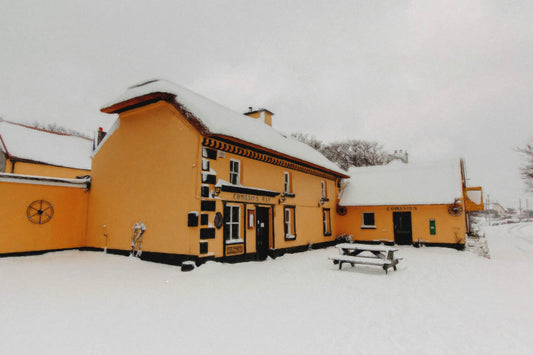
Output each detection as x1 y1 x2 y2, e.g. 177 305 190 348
329 243 401 274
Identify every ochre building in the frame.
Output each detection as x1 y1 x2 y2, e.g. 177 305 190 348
337 160 484 249
0 80 483 264
85 80 348 264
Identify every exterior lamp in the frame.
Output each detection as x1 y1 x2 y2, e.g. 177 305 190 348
214 186 222 196
278 192 286 204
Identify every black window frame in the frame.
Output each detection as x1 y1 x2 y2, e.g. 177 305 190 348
322 208 331 236
284 206 296 240
362 212 376 229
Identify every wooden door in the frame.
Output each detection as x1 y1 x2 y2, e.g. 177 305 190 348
256 207 270 260
393 212 412 245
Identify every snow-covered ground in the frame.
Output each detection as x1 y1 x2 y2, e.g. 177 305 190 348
2 223 533 355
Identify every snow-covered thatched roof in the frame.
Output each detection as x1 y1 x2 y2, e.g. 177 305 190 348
101 79 347 177
339 160 464 206
0 119 92 170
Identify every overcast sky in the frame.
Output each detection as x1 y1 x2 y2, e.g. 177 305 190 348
1 0 532 207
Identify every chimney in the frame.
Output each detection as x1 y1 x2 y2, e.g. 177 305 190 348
244 108 274 126
93 127 107 150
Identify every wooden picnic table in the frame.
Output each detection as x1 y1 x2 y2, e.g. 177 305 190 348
329 243 400 274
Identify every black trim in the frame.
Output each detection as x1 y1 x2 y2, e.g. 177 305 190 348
200 228 216 239
202 159 210 171
201 186 210 197
201 200 216 211
199 242 208 254
188 212 199 227
0 247 78 258
268 240 337 258
202 174 216 184
220 184 280 197
283 192 296 198
202 147 217 160
200 213 209 225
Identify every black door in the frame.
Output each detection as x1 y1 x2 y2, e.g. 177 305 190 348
393 212 412 245
256 207 270 260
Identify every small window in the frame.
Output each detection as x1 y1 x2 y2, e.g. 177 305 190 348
230 160 240 185
362 212 376 229
224 205 241 241
202 159 210 171
284 206 296 240
321 180 327 199
323 208 331 236
284 172 291 193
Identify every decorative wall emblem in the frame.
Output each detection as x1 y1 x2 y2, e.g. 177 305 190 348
214 212 224 229
27 200 54 224
448 202 464 217
336 204 347 216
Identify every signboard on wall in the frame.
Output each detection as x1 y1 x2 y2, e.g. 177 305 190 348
226 244 244 256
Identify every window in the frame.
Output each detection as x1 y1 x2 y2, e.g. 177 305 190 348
230 160 240 185
224 205 241 242
362 212 376 229
284 206 296 240
284 172 291 193
321 180 327 199
323 209 331 236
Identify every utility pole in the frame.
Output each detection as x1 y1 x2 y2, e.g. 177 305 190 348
487 194 491 226
519 199 522 222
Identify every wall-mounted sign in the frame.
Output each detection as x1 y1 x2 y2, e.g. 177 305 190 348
386 206 418 211
226 244 244 256
232 193 271 203
247 210 255 229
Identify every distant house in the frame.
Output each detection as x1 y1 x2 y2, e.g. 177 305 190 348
491 203 507 216
0 119 92 178
337 160 484 249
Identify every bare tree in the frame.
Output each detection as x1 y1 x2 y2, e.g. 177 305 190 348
321 140 387 170
291 133 323 150
30 121 90 139
518 142 533 191
292 133 387 170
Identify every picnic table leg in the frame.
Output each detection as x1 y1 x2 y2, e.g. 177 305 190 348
383 265 388 274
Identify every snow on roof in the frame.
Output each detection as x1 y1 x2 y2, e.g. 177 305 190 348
339 160 463 206
102 79 346 176
0 120 92 170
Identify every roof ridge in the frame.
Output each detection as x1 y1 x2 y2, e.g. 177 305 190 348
1 120 92 141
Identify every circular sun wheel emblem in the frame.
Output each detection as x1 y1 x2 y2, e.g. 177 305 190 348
448 202 464 217
27 200 54 224
336 205 347 216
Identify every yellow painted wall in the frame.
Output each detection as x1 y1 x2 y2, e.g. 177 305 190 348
6 159 90 179
87 100 339 259
0 181 89 254
86 102 202 255
337 204 467 245
201 145 338 257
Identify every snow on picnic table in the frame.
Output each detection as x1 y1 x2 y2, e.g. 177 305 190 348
1 223 533 354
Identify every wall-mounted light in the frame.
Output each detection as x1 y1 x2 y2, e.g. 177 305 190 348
278 192 286 204
214 186 222 196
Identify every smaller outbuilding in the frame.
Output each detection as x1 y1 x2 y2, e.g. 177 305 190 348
337 160 483 249
0 119 93 178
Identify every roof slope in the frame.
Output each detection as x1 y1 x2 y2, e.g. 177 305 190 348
339 160 463 206
0 120 92 170
102 80 346 177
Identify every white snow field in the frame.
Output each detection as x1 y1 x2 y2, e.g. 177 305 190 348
1 223 532 355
